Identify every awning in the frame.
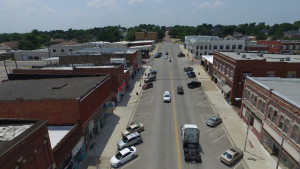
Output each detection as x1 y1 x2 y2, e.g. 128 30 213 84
222 85 231 94
118 81 126 91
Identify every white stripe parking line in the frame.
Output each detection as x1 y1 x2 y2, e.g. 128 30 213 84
132 113 149 121
206 128 214 133
233 162 241 169
211 134 226 144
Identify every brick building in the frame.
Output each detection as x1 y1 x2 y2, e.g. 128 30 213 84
281 40 300 54
241 77 300 169
135 32 158 42
212 51 300 105
0 119 55 169
11 64 127 103
257 40 281 53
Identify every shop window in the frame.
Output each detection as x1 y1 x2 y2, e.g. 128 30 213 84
238 45 243 49
261 102 265 113
279 151 297 169
253 96 257 107
267 107 273 120
283 119 290 134
266 71 275 77
278 115 285 129
291 125 299 142
271 110 278 124
287 71 296 78
258 100 262 111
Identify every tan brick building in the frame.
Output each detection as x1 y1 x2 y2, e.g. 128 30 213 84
135 32 158 42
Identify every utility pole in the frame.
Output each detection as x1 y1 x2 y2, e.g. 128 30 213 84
244 112 251 151
276 137 284 169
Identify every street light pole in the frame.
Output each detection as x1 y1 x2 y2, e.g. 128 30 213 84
244 112 251 151
276 137 284 169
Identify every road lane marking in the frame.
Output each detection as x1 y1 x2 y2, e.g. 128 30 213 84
132 113 149 121
233 162 241 169
170 48 182 169
211 134 226 144
206 128 214 133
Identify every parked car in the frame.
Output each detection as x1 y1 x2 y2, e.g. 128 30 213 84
165 51 169 55
163 91 171 103
220 147 243 165
154 52 162 58
177 86 184 94
187 81 201 89
143 83 153 90
144 76 156 83
122 123 144 137
206 116 222 127
177 52 185 57
184 66 193 72
110 146 138 168
118 132 143 150
148 69 157 76
164 55 168 59
187 71 196 78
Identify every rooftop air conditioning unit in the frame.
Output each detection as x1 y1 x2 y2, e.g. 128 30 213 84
286 57 290 61
242 54 246 58
237 52 240 55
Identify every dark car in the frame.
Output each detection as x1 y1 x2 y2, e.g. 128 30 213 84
187 71 196 78
154 52 162 58
184 66 193 72
178 52 185 57
148 69 157 76
177 86 184 94
187 81 201 89
144 76 156 83
143 83 153 90
206 116 222 127
165 51 169 55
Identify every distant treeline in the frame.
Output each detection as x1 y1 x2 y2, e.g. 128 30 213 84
1 21 299 50
168 21 300 41
0 24 166 50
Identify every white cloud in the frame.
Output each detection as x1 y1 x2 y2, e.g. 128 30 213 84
87 0 118 10
128 0 144 4
192 1 223 8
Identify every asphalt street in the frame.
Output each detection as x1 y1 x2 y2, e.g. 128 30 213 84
119 43 246 169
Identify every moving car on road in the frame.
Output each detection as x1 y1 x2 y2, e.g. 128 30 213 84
177 86 184 94
118 132 143 150
206 116 222 127
187 81 201 89
110 146 138 168
163 91 171 103
122 123 144 137
184 66 193 72
154 52 162 58
165 51 169 55
220 147 243 165
178 52 185 57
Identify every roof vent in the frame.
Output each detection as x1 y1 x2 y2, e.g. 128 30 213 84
52 84 68 89
286 57 290 61
242 54 246 58
237 52 240 55
280 59 284 61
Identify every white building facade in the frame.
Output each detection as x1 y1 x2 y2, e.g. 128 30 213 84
185 36 245 59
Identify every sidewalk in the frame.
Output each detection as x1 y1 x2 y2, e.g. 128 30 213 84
78 64 150 169
179 45 280 169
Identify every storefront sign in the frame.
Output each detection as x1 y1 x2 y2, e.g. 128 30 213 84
71 137 84 156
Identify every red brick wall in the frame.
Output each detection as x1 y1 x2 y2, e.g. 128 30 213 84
0 99 80 125
0 123 54 169
257 40 281 53
79 77 112 124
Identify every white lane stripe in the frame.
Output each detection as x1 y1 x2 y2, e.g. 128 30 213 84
211 134 226 144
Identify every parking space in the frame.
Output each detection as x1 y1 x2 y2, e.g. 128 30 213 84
139 91 153 104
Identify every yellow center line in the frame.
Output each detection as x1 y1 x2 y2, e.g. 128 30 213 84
169 47 182 169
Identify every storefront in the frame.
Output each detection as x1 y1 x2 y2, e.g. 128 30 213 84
72 137 86 169
262 131 298 169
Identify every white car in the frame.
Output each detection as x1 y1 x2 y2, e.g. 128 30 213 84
110 146 138 168
163 91 171 103
164 55 168 59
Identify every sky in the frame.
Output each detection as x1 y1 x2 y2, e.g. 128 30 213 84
1 0 300 33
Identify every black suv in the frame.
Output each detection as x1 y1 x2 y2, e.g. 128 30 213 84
187 81 201 89
177 86 184 94
178 52 185 57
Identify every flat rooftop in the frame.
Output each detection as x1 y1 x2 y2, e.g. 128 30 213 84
219 52 300 63
0 76 108 101
0 119 47 156
250 77 300 109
